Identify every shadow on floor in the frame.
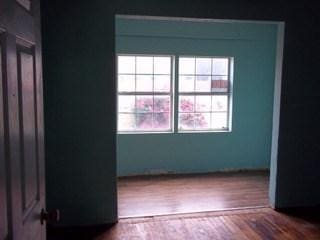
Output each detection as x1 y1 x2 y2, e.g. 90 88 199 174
47 224 115 240
47 206 320 240
278 206 320 223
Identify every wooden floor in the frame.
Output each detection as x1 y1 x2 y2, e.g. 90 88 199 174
97 207 320 240
118 171 269 217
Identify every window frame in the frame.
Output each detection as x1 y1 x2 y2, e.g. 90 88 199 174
177 55 233 133
117 54 175 134
116 54 233 134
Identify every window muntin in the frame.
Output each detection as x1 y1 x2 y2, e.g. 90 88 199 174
117 55 232 134
117 55 173 132
178 57 231 132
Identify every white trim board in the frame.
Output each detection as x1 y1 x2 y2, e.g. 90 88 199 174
116 14 284 25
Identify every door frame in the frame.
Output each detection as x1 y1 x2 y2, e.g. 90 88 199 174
114 15 286 215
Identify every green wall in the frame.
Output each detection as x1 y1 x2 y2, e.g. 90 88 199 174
42 0 320 227
116 18 278 176
42 2 117 225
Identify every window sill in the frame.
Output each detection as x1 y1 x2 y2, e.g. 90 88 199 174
177 129 232 134
117 130 174 135
117 129 232 134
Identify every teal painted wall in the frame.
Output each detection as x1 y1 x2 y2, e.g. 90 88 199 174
116 18 278 176
42 1 320 226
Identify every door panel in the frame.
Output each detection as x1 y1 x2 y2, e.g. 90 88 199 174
18 48 39 214
0 34 8 240
0 0 45 239
12 6 35 43
17 44 42 240
16 0 32 11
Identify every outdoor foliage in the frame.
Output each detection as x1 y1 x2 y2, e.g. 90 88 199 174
179 98 208 128
135 97 170 129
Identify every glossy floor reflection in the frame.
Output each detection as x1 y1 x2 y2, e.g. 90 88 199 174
97 207 320 240
118 170 269 218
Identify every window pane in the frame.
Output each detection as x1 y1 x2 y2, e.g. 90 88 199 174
195 96 211 112
153 112 170 130
176 56 231 132
154 96 170 112
136 96 153 113
212 75 228 92
179 113 194 130
195 113 210 129
136 56 153 74
117 55 174 133
118 96 135 112
154 57 171 74
212 95 228 112
195 75 211 92
118 74 135 92
154 75 170 92
179 96 194 112
196 58 211 75
118 113 135 131
179 75 195 92
212 58 228 75
118 56 135 74
179 58 195 74
211 112 228 129
136 75 153 92
136 113 153 130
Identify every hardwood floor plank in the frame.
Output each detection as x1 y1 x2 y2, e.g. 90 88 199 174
159 219 190 240
48 207 320 240
228 215 264 240
219 216 250 240
118 171 269 217
93 207 320 240
93 171 320 240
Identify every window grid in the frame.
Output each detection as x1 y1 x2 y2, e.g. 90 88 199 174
117 55 173 132
178 96 229 130
117 55 232 133
179 58 230 94
178 57 231 132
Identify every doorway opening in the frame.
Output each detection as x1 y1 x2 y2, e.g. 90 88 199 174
115 15 284 218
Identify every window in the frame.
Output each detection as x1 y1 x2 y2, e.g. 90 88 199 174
117 55 173 132
117 55 232 133
178 57 232 132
